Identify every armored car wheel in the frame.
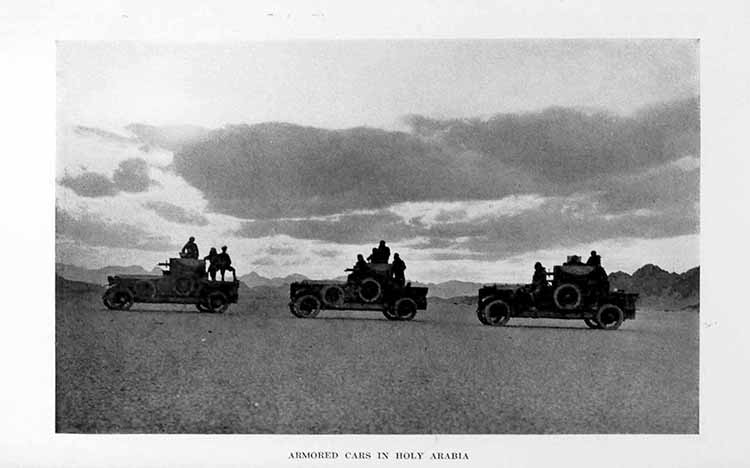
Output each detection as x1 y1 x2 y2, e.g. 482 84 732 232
291 294 321 318
481 299 511 326
553 283 582 310
321 285 345 307
204 291 229 313
358 278 382 303
392 297 418 321
382 306 399 321
476 303 490 325
583 318 601 329
596 304 624 330
195 302 211 312
102 288 134 310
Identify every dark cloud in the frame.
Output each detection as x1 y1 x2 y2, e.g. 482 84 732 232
59 171 117 197
59 158 157 197
56 207 176 251
406 97 698 186
112 158 156 192
142 201 209 226
173 123 537 219
171 98 697 221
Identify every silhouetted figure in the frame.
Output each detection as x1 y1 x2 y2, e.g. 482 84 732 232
530 261 548 305
348 254 370 282
586 250 601 267
204 247 219 281
367 247 378 263
180 236 199 259
371 240 390 264
216 246 236 281
392 253 406 287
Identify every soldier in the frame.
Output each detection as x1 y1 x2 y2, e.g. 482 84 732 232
347 254 369 282
391 253 406 287
366 247 378 263
374 240 391 264
530 262 548 304
586 250 601 266
181 236 199 259
216 246 236 282
204 247 219 281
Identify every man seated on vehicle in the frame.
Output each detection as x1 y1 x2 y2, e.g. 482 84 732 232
586 250 601 267
215 246 236 282
366 247 379 263
180 236 199 259
391 253 406 288
530 262 549 304
347 254 370 282
204 247 219 281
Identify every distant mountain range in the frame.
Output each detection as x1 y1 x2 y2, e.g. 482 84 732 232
56 262 699 309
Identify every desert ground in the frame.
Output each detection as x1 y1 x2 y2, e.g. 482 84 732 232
56 282 698 434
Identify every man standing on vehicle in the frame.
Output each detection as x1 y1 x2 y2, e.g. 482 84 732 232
586 250 601 267
392 253 406 287
181 236 199 259
374 240 390 264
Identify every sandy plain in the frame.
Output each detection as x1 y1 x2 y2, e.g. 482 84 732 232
56 284 698 434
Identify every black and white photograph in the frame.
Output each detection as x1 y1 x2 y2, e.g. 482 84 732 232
55 39 699 434
3 1 750 466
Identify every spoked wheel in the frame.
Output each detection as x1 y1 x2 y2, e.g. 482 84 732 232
102 289 134 310
392 297 418 321
596 304 624 330
583 318 601 329
481 299 511 326
291 294 321 318
204 291 229 314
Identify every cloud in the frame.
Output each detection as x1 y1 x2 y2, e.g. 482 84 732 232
59 171 117 197
59 157 157 197
56 207 176 251
142 200 209 226
173 123 538 219
112 158 157 192
406 97 698 186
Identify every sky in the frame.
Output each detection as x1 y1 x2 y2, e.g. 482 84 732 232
55 40 699 283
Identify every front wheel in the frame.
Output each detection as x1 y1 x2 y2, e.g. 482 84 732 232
596 304 624 330
481 299 511 326
102 288 134 310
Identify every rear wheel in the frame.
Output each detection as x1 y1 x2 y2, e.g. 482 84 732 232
205 291 229 313
382 307 399 321
102 288 134 310
476 304 489 325
481 299 511 326
596 304 624 330
291 294 321 318
583 318 601 329
393 297 418 321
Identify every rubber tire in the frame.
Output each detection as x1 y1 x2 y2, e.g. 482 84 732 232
174 277 195 296
291 294 321 318
481 299 511 326
102 288 134 310
553 283 582 310
134 280 156 299
583 318 601 329
476 303 490 325
596 304 624 330
393 297 418 321
205 291 229 314
195 302 211 313
358 278 382 303
321 285 345 307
